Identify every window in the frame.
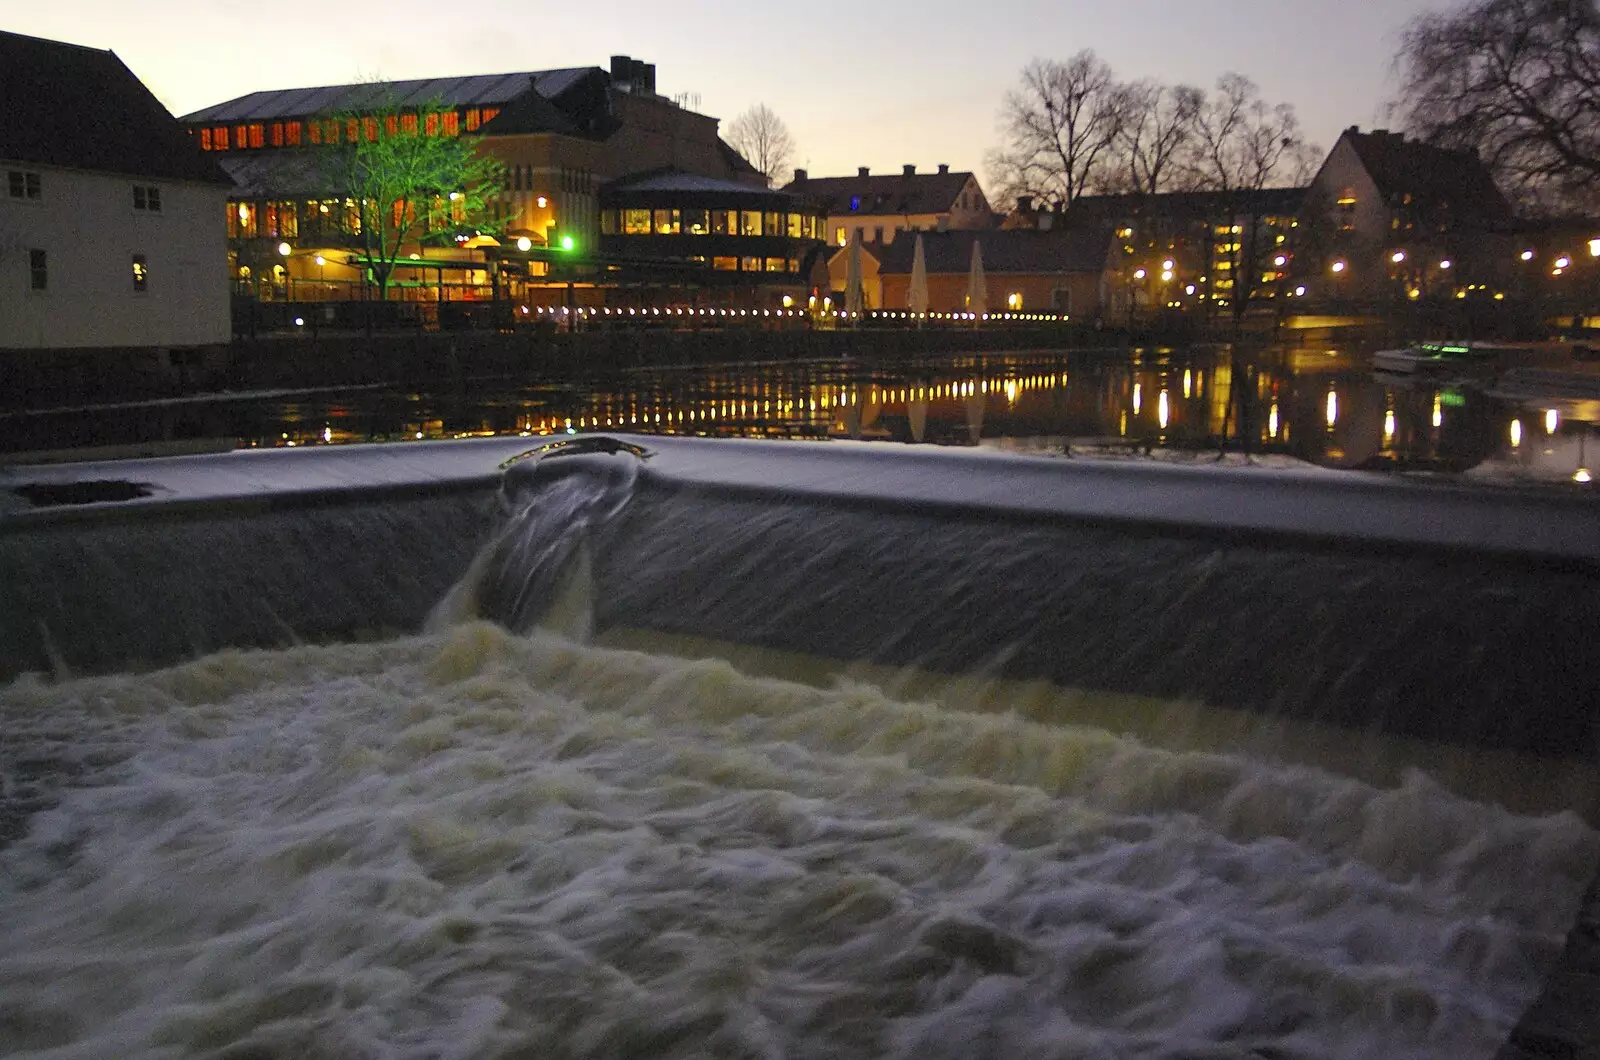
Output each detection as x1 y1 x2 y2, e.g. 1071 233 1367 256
764 211 780 235
713 256 738 271
248 124 265 148
234 125 248 149
741 211 763 236
213 126 230 150
741 256 761 272
653 209 680 235
8 170 41 199
765 257 785 272
713 210 735 235
683 208 709 235
285 121 302 146
133 185 161 211
442 111 459 136
623 209 651 235
835 226 846 246
850 196 860 212
199 128 212 151
600 210 618 235
465 108 481 131
28 249 47 290
131 254 148 292
271 123 284 147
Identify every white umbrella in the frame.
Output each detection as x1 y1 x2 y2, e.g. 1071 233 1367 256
908 234 930 317
965 238 987 320
845 231 865 320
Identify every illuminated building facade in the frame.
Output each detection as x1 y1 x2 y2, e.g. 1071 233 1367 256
1304 127 1514 301
1056 190 1306 316
1 30 232 351
179 56 781 308
786 165 995 251
598 171 826 299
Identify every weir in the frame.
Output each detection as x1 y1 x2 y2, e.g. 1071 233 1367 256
2 435 1598 1057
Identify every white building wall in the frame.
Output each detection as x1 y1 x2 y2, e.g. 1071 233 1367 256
0 164 230 349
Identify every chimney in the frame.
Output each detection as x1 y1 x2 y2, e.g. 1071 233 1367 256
641 63 657 95
858 166 870 178
793 168 807 182
903 164 916 177
938 164 949 175
1017 195 1034 214
611 55 633 83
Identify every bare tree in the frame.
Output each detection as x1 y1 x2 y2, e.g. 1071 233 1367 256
987 51 1127 208
725 104 796 187
1396 0 1600 212
1115 80 1204 195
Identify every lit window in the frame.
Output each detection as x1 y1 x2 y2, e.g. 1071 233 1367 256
199 128 212 151
442 112 459 136
835 226 846 246
270 123 284 147
285 122 302 146
213 127 229 150
741 211 763 236
623 209 651 235
465 108 481 131
481 107 500 124
653 209 680 235
741 256 762 272
713 256 738 271
362 117 378 142
28 248 47 290
131 254 148 292
765 257 785 272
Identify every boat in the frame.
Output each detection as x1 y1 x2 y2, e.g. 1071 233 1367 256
1371 342 1505 377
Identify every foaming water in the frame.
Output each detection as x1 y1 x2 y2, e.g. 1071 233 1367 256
2 623 1592 1059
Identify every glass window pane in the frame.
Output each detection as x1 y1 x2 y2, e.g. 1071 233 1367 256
741 256 761 272
624 209 651 235
741 211 763 236
683 209 709 235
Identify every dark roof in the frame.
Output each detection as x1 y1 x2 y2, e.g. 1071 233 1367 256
216 152 338 198
877 227 1114 276
180 68 594 124
0 30 232 185
600 168 801 208
718 139 762 178
1070 187 1307 222
1343 128 1513 224
478 80 587 137
784 169 975 215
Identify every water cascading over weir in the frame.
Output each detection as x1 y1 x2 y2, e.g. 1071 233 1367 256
1 435 1597 1059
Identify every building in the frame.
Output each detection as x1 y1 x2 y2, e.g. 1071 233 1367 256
1304 127 1514 301
875 227 1118 317
1058 189 1307 315
180 56 819 310
785 165 994 250
0 30 232 351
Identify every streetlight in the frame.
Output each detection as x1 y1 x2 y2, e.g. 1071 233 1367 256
1439 259 1453 270
1391 251 1406 264
1521 249 1536 261
1331 260 1347 274
516 236 533 252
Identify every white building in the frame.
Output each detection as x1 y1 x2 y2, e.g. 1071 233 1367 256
0 30 233 351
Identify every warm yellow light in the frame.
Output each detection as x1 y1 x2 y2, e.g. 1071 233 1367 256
1408 288 1421 300
1161 270 1173 282
277 242 291 256
782 295 794 308
1576 468 1593 483
536 196 548 208
516 236 532 252
448 191 462 201
313 255 325 266
1391 251 1406 263
1183 369 1192 399
1510 419 1523 448
1546 409 1560 433
1134 268 1147 280
237 204 249 221
1331 260 1346 274
1439 259 1452 269
1162 259 1174 271
1384 409 1396 443
1432 395 1443 428
1590 238 1600 257
1557 256 1572 269
1269 402 1279 437
1325 389 1338 427
1133 382 1142 415
1521 249 1535 261
1158 389 1170 429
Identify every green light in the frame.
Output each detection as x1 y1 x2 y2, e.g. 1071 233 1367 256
1440 390 1467 407
560 235 576 252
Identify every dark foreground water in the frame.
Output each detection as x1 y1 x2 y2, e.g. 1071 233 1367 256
4 345 1595 486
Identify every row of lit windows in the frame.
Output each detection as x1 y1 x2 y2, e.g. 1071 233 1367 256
228 197 474 240
194 107 500 151
600 209 821 239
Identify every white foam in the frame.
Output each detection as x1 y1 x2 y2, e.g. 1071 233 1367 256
1 625 1592 1058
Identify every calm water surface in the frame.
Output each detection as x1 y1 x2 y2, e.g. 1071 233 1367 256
6 345 1595 484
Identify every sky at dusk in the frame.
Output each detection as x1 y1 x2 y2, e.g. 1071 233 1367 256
7 0 1456 180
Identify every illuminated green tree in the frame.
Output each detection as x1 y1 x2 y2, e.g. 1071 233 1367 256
314 95 506 298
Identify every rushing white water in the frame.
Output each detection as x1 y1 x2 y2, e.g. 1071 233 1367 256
1 622 1593 1060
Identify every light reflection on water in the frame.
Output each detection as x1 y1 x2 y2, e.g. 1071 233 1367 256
8 346 1596 485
